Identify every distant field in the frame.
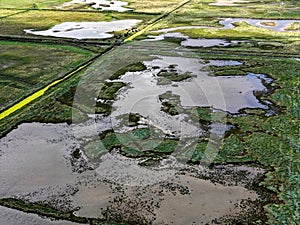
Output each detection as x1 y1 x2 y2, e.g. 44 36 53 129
0 10 112 36
159 0 300 28
0 41 93 111
124 0 183 13
0 0 67 9
0 9 23 17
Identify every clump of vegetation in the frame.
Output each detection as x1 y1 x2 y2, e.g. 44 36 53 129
109 62 147 80
98 82 126 100
285 22 300 31
157 71 192 85
159 91 182 115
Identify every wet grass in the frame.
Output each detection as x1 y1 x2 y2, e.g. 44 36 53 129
109 62 146 80
0 36 299 224
201 56 300 224
92 128 178 158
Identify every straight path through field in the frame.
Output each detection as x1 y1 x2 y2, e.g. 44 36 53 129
0 47 113 120
0 0 191 121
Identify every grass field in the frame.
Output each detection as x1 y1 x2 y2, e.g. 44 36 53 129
0 10 112 36
0 0 67 9
0 41 94 111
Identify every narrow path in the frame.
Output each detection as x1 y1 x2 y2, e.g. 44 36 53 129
0 9 29 19
0 46 114 120
125 0 191 42
0 0 191 121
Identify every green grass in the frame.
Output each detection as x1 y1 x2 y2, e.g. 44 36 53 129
203 56 300 224
0 0 67 9
98 82 126 100
0 10 112 35
285 21 300 31
0 41 94 111
0 9 23 17
178 0 300 20
124 0 184 13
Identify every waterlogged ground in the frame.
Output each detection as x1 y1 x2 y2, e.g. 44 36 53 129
0 40 278 224
0 122 267 224
0 0 299 224
0 206 84 225
25 20 141 39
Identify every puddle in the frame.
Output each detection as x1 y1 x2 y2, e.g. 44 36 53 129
24 20 141 39
0 123 77 198
219 18 300 32
0 206 84 225
208 60 243 66
72 182 113 218
60 0 131 12
154 174 257 225
181 38 232 47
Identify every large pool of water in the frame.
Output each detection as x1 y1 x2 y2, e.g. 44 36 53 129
24 19 141 39
60 0 131 12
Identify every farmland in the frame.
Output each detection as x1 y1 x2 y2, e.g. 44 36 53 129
0 0 299 224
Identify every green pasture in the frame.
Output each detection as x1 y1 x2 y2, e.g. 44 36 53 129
0 41 94 111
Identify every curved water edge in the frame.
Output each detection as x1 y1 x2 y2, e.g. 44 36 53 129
220 18 300 32
24 20 142 40
146 18 300 46
0 122 266 222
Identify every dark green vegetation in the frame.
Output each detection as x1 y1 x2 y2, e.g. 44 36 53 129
157 68 193 85
109 62 146 80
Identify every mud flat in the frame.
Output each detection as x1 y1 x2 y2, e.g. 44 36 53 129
0 122 274 224
0 205 85 225
24 20 141 39
154 174 257 224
